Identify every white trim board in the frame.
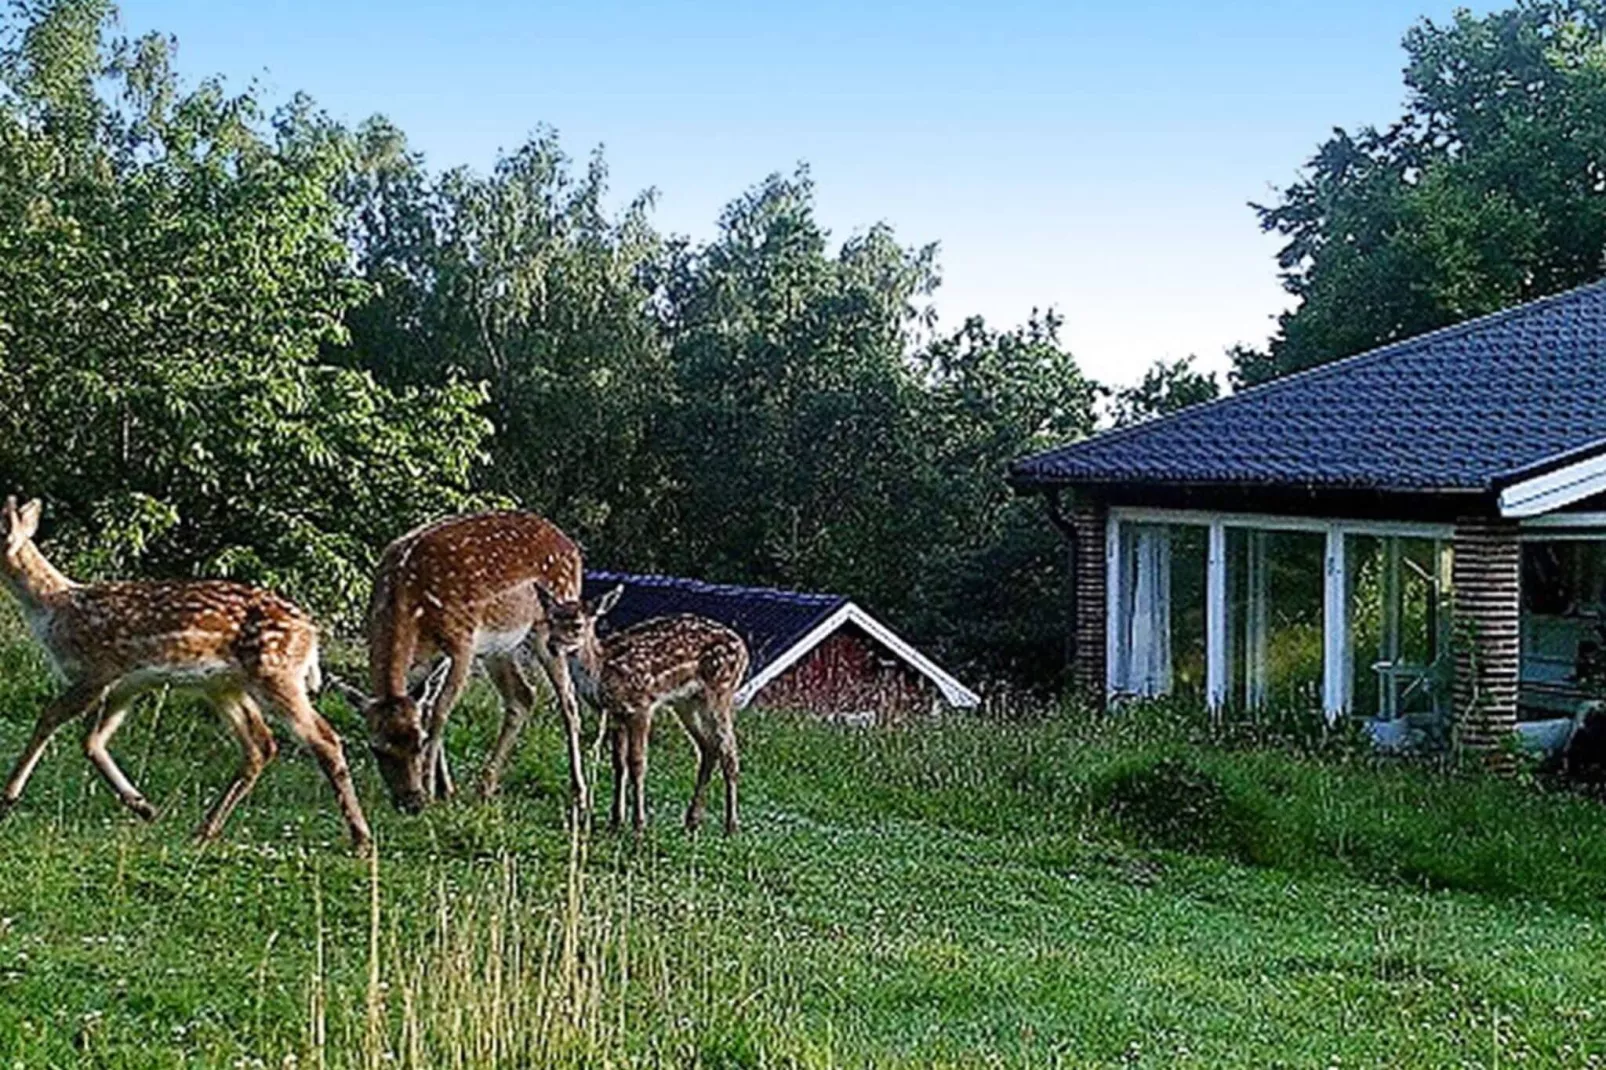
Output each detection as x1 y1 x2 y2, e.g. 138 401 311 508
1205 522 1227 710
1509 507 1606 526
1321 527 1347 724
1106 511 1122 699
1499 453 1606 518
1109 506 1453 540
734 602 981 710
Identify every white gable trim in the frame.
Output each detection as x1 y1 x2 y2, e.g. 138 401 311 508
735 602 981 709
1499 453 1606 518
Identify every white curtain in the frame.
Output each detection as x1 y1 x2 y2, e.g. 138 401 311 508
1121 525 1173 697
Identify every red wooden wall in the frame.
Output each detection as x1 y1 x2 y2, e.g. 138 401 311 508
751 624 938 722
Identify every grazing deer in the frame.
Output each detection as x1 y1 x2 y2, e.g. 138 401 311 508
0 497 371 849
540 589 747 836
354 511 589 816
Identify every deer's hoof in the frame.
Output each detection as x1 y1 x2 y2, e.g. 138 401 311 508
0 797 15 821
129 798 158 822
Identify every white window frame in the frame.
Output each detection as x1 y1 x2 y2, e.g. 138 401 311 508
1106 507 1454 722
1518 513 1606 537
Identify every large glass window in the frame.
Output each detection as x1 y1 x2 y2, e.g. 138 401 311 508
1345 535 1450 720
1108 515 1457 723
1110 523 1207 699
1520 540 1606 721
1225 529 1325 711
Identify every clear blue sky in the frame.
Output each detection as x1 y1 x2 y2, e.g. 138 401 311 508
115 0 1496 386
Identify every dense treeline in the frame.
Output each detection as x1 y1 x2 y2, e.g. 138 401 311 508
1238 0 1606 385
0 0 1094 689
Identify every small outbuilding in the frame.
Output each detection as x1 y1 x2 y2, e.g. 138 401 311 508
582 571 980 720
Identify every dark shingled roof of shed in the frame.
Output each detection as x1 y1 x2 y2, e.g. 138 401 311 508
581 571 847 680
1010 279 1606 493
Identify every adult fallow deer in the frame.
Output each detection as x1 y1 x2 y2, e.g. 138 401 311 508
540 588 747 836
0 497 371 849
355 510 589 816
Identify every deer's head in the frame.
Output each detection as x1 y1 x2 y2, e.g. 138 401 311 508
366 694 429 814
1 496 42 569
538 583 622 677
337 662 449 815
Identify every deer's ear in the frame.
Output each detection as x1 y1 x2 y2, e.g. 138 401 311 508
327 677 370 711
3 496 16 526
591 584 624 619
17 499 41 539
535 583 558 616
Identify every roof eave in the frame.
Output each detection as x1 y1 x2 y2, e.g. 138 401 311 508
1007 471 1489 498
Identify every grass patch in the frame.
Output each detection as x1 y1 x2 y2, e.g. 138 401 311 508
2 658 1606 1065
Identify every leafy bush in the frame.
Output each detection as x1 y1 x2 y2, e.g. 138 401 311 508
1089 753 1261 861
0 2 491 627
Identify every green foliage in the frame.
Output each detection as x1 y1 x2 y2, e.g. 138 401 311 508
0 1 491 624
341 155 1095 688
336 122 671 558
1090 753 1257 859
653 168 940 595
0 0 1100 684
1103 354 1220 427
1241 0 1606 385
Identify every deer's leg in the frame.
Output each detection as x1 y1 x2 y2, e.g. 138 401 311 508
533 641 589 817
431 740 455 801
256 676 372 851
627 714 650 837
81 682 157 821
676 705 718 833
196 691 277 842
406 665 453 800
608 716 627 833
478 654 537 798
714 693 741 836
2 679 105 815
420 648 473 802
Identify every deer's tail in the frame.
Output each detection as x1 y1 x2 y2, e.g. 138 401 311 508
305 640 325 696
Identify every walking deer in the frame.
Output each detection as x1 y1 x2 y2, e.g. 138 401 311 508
539 589 747 836
353 511 589 816
0 497 371 848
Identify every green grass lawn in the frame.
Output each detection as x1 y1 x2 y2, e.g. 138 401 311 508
2 648 1606 1067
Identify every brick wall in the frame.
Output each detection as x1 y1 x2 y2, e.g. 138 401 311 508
1450 516 1521 764
1069 499 1108 705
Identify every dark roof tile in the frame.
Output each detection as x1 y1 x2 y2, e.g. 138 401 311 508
581 571 846 679
1012 280 1606 492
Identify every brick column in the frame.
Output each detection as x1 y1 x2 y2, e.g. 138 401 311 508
1069 499 1108 706
1451 516 1521 765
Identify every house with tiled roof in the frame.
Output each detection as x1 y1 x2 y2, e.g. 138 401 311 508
1010 279 1606 757
582 571 980 720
